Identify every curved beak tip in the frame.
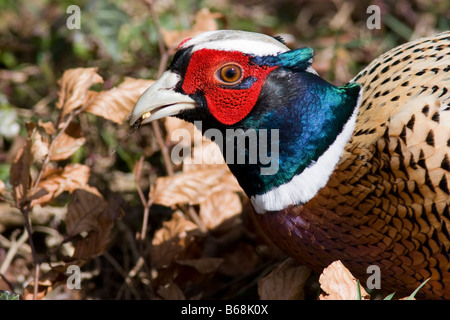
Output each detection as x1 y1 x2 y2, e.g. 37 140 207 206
129 71 196 127
130 111 151 129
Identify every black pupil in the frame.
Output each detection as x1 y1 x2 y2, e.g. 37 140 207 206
225 67 236 80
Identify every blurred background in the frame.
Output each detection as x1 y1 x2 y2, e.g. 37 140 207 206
0 0 448 300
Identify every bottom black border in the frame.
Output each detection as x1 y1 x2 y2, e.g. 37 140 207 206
4 299 448 318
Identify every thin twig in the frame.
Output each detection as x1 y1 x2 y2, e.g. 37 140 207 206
131 156 155 297
117 221 140 262
157 51 170 78
187 206 207 233
116 221 153 298
152 122 174 176
144 0 174 177
103 251 142 300
21 203 39 300
134 156 148 206
24 109 81 300
127 256 146 279
0 228 28 275
139 185 154 242
134 156 155 242
33 110 78 190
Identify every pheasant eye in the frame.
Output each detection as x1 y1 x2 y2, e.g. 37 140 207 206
217 64 243 84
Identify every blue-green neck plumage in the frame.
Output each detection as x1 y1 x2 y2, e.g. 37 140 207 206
214 68 361 198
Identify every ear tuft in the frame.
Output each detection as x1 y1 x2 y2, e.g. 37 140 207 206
254 47 314 71
277 47 314 70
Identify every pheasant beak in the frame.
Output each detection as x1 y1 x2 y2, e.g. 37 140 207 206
130 71 196 127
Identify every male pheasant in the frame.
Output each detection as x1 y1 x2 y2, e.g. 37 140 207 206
130 30 450 299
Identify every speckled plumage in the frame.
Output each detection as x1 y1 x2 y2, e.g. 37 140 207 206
131 30 450 299
256 31 450 299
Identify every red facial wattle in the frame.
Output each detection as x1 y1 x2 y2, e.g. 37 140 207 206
181 49 276 125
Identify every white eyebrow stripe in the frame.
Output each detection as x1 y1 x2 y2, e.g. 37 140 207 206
181 30 290 57
191 39 288 56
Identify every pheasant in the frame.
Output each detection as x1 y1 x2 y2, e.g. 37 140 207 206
130 30 450 299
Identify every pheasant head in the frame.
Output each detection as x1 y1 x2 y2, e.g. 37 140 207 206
130 30 362 213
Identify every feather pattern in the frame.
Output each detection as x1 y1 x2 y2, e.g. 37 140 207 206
256 31 450 299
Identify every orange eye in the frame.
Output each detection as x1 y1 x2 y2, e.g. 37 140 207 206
217 64 243 84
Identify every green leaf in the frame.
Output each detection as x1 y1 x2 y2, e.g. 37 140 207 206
356 280 362 300
406 278 430 300
0 290 20 300
383 292 396 300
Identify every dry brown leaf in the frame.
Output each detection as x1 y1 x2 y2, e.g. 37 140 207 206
84 77 155 124
319 260 370 300
176 257 224 274
30 129 49 164
153 168 240 207
38 120 56 135
9 138 32 205
49 122 86 161
182 140 226 171
68 187 123 260
151 211 201 268
161 8 222 49
157 280 186 300
258 258 312 300
152 211 199 246
199 191 242 230
31 164 90 206
56 67 103 118
65 187 107 236
164 117 232 171
164 117 199 150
